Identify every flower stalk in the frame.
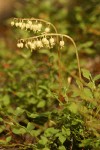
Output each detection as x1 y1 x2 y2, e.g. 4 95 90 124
11 18 82 90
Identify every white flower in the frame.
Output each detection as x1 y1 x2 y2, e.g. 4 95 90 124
21 23 26 29
27 41 32 46
27 41 33 49
30 41 37 50
37 23 42 31
31 43 36 49
60 40 64 47
42 37 48 44
32 25 38 32
42 37 49 44
26 20 33 30
49 37 55 46
20 43 24 48
28 20 32 25
17 42 23 48
17 43 20 48
15 22 19 27
42 37 50 48
36 40 43 48
25 23 30 29
25 43 28 48
45 27 50 33
11 21 15 26
18 22 23 28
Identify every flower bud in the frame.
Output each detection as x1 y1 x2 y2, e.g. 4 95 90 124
11 21 15 26
32 25 38 32
37 23 42 31
25 23 30 29
15 22 19 27
60 40 64 47
17 42 23 48
21 23 26 29
18 22 23 28
28 21 32 25
45 27 50 33
49 37 55 46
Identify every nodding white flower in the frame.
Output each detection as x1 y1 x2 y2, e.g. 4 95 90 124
60 40 64 47
15 22 19 27
42 37 49 44
17 42 23 48
11 21 15 26
49 37 55 46
25 23 30 29
37 23 42 31
42 37 50 48
30 41 37 50
20 43 24 48
25 43 28 48
36 40 43 48
28 20 32 25
31 24 38 32
17 43 20 48
18 22 23 28
27 41 32 46
45 27 50 33
21 23 26 29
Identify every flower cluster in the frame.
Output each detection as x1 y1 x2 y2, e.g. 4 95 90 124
17 36 65 51
11 20 43 32
11 18 65 51
11 19 51 33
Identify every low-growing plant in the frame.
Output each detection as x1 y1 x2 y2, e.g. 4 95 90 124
0 17 99 150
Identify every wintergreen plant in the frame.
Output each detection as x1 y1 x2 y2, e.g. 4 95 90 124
11 17 82 84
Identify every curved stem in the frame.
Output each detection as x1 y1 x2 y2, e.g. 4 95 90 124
20 33 82 81
14 18 63 91
14 17 58 34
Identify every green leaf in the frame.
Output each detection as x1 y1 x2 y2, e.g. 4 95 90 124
0 139 6 144
16 92 25 98
68 103 78 114
87 82 95 90
39 136 48 145
11 128 20 135
43 148 50 150
82 69 92 80
3 95 10 106
79 41 93 48
58 134 66 144
30 129 41 137
27 122 35 132
83 88 93 99
37 100 46 108
0 126 5 133
19 128 26 134
45 128 59 137
94 74 100 81
62 127 70 136
59 136 66 144
26 112 38 118
6 136 12 143
0 117 3 122
15 107 25 116
12 127 26 135
59 146 66 150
